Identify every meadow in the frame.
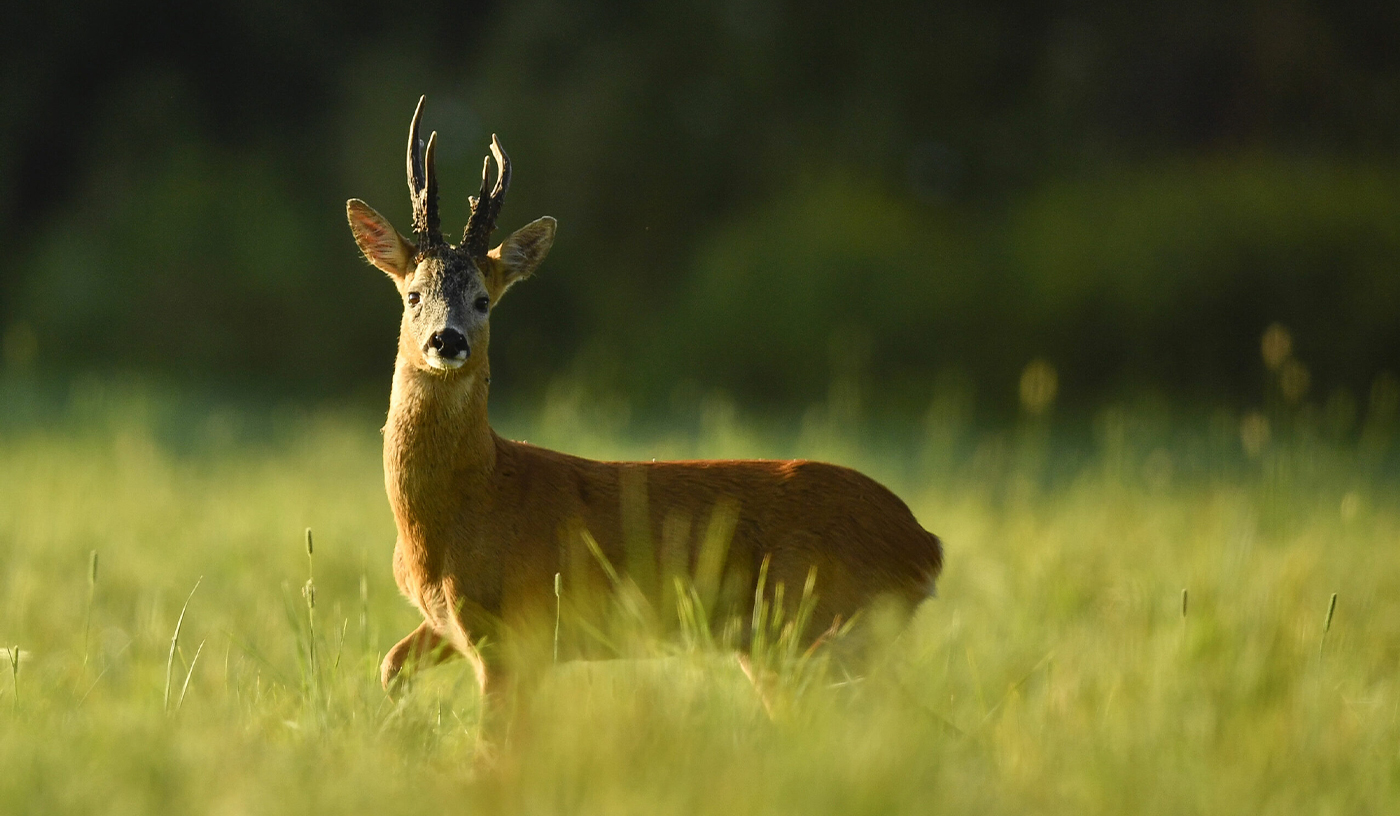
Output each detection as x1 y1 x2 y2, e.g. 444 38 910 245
1 377 1398 814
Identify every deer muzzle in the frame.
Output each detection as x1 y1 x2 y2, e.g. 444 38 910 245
425 328 470 370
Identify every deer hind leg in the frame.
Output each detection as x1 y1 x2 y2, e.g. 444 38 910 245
381 620 458 694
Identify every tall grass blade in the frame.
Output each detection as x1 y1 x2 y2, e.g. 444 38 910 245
359 564 369 655
302 528 319 702
620 468 656 600
582 528 651 628
694 499 739 612
176 638 206 712
8 645 18 710
1319 592 1339 658
750 554 771 662
83 550 99 668
164 577 202 713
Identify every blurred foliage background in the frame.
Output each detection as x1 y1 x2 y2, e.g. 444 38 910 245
2 0 1398 420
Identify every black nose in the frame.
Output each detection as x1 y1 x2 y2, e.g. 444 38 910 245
428 329 469 358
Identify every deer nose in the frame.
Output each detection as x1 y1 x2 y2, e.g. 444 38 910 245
428 329 469 359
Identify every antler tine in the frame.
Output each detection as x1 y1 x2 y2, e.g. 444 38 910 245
468 153 491 219
490 134 511 202
406 96 425 196
405 96 441 248
463 134 511 257
422 131 440 239
479 149 492 198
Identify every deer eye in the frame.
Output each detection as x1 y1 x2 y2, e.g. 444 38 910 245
474 296 490 313
407 292 421 306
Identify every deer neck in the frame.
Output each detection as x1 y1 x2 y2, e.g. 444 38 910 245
383 350 496 566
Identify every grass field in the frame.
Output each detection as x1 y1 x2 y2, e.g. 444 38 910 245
2 378 1398 814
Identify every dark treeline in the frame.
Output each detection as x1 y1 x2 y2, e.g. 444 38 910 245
2 0 1398 420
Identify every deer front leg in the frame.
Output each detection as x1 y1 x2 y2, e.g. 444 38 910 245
381 620 456 693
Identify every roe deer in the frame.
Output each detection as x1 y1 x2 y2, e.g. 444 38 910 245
346 97 942 700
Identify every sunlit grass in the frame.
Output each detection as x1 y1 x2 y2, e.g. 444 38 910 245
1 379 1398 813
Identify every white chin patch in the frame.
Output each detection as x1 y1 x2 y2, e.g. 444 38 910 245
426 356 466 371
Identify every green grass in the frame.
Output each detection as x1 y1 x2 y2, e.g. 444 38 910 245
1 380 1398 814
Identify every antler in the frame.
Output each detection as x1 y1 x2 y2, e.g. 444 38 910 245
462 134 511 258
406 96 441 249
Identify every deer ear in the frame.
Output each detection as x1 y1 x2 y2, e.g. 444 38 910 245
486 216 556 300
347 199 415 280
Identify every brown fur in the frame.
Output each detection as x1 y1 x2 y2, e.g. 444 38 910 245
376 354 942 696
346 105 941 700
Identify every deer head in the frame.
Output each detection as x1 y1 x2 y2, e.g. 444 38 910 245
347 96 556 375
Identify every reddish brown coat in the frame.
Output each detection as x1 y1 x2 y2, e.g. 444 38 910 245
346 99 941 696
